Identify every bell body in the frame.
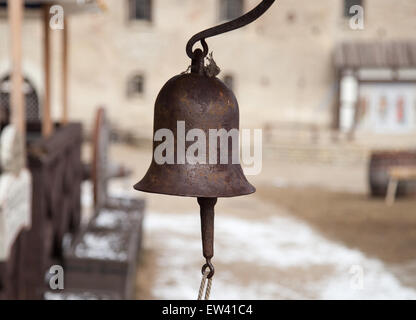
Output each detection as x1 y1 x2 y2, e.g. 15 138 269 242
134 72 255 198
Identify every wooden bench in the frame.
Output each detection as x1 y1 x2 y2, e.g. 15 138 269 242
386 166 416 205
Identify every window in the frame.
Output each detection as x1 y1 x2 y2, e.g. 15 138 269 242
223 74 234 91
127 74 145 97
344 0 363 17
220 0 244 21
129 0 152 21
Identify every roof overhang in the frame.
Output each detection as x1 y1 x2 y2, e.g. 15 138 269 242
335 41 416 70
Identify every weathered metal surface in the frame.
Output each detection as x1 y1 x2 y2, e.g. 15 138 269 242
134 71 255 198
134 65 256 281
198 197 216 278
135 0 275 286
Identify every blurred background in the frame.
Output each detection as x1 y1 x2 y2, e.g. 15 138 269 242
0 0 416 300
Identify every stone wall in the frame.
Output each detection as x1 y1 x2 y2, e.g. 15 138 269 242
0 0 415 140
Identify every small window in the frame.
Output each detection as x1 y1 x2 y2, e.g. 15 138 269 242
129 0 152 21
127 74 145 97
344 0 363 17
220 0 244 21
223 74 234 91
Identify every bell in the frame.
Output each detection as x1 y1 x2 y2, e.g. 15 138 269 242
134 0 275 298
134 54 254 198
134 49 255 280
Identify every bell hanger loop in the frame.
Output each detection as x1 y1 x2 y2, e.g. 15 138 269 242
190 49 205 75
186 0 276 60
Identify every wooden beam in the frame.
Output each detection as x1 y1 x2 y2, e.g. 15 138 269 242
8 0 25 136
62 17 69 125
42 4 53 137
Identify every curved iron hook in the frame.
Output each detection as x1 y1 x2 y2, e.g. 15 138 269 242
186 0 276 59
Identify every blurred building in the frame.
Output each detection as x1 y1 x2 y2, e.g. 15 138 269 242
0 0 416 141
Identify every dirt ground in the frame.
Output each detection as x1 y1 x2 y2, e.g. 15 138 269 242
258 186 416 265
257 186 416 289
106 143 416 299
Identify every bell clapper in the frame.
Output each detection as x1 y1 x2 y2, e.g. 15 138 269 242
197 197 217 300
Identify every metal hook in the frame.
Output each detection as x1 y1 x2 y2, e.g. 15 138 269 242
186 0 276 59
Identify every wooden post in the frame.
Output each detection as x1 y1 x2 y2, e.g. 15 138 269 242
386 178 398 206
42 5 53 137
62 17 69 125
8 0 25 137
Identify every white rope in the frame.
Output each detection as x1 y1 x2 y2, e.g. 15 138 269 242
197 269 212 300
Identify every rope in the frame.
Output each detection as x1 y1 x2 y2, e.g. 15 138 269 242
197 269 213 300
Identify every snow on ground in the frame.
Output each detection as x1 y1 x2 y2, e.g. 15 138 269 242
83 177 416 299
145 211 416 300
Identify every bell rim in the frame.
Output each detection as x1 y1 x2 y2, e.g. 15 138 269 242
133 182 256 198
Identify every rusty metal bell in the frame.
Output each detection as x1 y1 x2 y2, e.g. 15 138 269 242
134 50 255 281
133 0 275 294
134 0 274 298
134 51 255 198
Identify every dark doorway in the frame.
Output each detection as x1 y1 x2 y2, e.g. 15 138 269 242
0 74 40 125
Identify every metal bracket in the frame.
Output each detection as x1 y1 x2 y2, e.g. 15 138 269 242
186 0 276 59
